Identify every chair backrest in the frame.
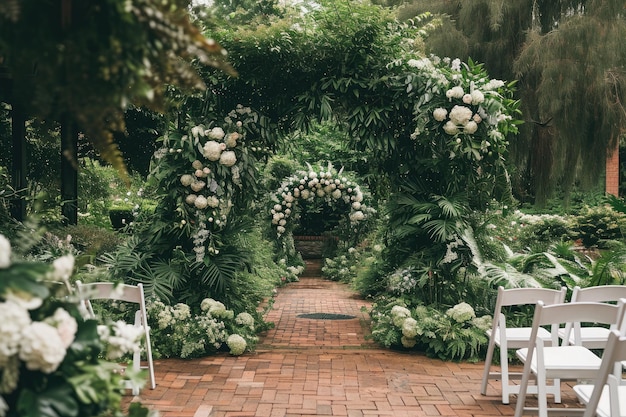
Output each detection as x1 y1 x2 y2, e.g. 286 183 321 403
581 329 626 417
490 286 567 332
530 301 624 348
75 281 145 321
562 285 626 345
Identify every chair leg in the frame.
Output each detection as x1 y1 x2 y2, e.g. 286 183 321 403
480 338 496 396
499 345 511 404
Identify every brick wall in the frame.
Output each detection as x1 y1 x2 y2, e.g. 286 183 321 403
606 143 620 197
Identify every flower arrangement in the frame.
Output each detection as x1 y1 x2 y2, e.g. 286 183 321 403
0 234 154 417
146 298 258 359
270 163 372 238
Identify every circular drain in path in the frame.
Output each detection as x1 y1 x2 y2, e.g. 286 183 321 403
297 313 356 320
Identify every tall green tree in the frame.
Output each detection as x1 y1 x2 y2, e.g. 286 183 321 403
395 0 626 206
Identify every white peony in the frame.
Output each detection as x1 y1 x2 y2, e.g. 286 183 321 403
449 105 473 125
473 114 482 123
185 194 198 205
331 189 342 199
464 121 478 134
432 108 448 122
349 210 365 222
203 141 223 161
19 322 67 373
0 301 31 365
180 174 194 187
190 181 206 192
219 151 237 167
192 160 204 170
443 121 459 135
194 169 205 178
446 302 476 323
0 234 10 268
445 86 464 99
462 94 473 104
208 127 225 140
225 132 239 148
194 195 208 209
470 90 485 104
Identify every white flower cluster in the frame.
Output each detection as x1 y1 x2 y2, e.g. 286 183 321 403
441 237 463 264
390 305 412 327
270 167 368 237
445 302 476 323
200 298 234 320
97 320 144 360
226 334 247 355
235 312 255 330
197 316 227 350
386 267 418 295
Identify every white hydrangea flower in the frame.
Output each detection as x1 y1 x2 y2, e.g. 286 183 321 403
203 141 223 161
235 312 255 330
300 190 310 200
3 288 42 310
208 127 225 140
0 301 31 365
45 308 77 349
0 234 10 268
446 302 476 323
432 108 448 122
277 226 286 235
173 303 191 320
99 321 143 360
207 196 220 208
180 174 194 187
331 189 342 199
219 151 237 167
401 317 418 339
401 336 417 348
226 334 247 355
52 255 74 281
449 105 473 125
19 322 67 373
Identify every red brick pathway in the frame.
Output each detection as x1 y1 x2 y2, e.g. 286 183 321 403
127 260 581 416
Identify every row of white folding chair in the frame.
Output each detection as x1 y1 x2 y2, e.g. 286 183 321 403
75 280 156 395
513 299 626 417
480 286 567 404
573 329 626 417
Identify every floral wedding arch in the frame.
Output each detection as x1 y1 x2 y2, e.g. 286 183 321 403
270 163 369 238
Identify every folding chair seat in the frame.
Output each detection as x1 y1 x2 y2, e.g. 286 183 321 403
514 300 625 417
481 286 567 404
573 329 626 417
76 281 156 395
559 285 626 349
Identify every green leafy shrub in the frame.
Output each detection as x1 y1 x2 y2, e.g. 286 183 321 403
568 205 626 247
368 297 491 362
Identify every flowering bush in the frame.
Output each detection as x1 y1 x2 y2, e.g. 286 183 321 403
0 234 154 417
146 298 258 359
322 246 360 282
368 297 491 362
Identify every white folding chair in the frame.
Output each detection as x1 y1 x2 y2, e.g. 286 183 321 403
560 285 626 349
481 286 567 404
76 281 156 395
514 300 625 417
573 329 626 417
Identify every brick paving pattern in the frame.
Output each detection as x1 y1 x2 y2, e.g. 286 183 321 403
126 259 582 416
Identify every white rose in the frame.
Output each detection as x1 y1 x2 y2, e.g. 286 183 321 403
219 151 237 167
0 235 10 268
225 132 239 148
432 108 448 122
